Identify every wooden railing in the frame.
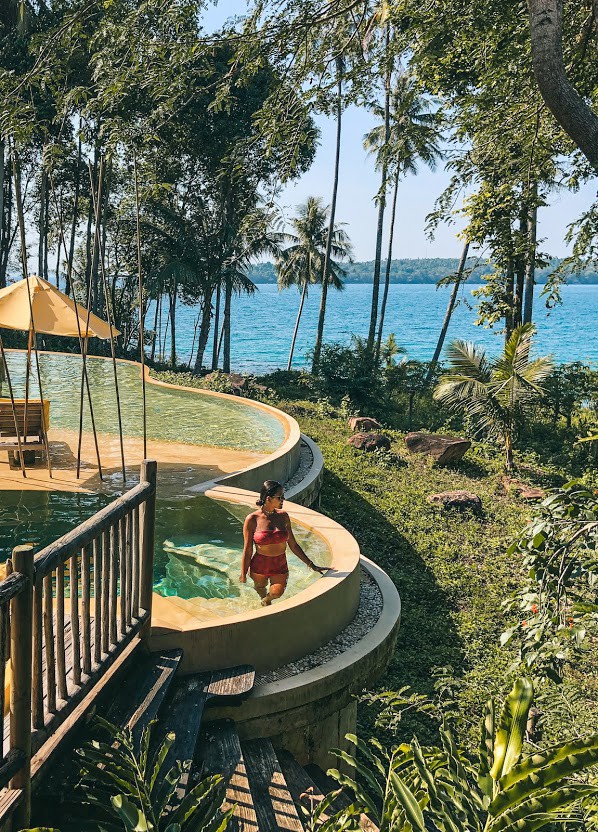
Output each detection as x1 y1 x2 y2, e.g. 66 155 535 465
0 459 157 829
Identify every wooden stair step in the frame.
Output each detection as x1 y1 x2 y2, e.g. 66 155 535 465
206 664 255 704
277 750 326 823
199 721 259 832
241 738 304 832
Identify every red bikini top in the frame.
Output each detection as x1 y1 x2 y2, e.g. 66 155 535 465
253 527 289 545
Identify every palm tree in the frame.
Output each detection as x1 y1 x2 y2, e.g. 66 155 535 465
312 56 344 374
434 324 552 469
364 71 443 360
276 196 352 371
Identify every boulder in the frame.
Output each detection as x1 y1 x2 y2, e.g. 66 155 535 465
347 432 391 452
427 490 482 513
502 478 545 500
404 432 471 465
348 416 383 433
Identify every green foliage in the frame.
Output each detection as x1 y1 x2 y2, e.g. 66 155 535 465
501 482 598 683
434 324 553 469
331 679 598 831
63 717 232 832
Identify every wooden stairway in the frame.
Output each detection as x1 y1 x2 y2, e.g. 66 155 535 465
31 648 376 831
198 722 379 832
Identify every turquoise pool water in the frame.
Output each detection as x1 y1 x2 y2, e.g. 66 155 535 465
2 351 285 452
0 491 329 610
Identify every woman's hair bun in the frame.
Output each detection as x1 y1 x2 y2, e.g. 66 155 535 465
256 498 264 506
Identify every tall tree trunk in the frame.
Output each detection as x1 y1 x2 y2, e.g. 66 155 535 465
54 233 61 289
43 180 49 281
527 0 598 170
211 283 221 370
223 273 232 373
0 139 5 289
38 165 46 278
288 280 308 371
169 279 177 368
150 291 160 362
426 241 470 383
194 297 213 373
0 155 12 288
367 25 392 351
375 170 400 362
312 58 343 374
12 149 28 278
89 152 102 314
513 211 526 327
504 257 515 340
523 184 538 325
65 134 82 297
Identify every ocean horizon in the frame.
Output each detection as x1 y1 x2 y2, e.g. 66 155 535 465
151 283 598 374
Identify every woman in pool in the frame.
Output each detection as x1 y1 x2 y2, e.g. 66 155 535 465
240 480 327 605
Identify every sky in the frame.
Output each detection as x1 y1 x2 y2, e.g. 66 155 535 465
201 0 597 262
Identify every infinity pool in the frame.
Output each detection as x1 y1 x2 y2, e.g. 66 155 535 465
0 491 329 611
2 351 285 452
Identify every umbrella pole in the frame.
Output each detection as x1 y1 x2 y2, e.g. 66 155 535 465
134 153 148 459
0 335 26 478
24 312 52 479
89 158 126 483
23 328 32 438
48 170 103 481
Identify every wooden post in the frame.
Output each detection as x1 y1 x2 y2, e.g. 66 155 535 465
9 544 34 829
139 460 157 649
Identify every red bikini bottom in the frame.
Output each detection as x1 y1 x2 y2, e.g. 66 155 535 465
250 552 288 577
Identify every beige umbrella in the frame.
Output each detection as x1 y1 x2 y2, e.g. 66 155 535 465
0 275 120 338
0 276 119 479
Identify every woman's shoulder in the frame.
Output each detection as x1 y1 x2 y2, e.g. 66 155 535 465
244 511 259 524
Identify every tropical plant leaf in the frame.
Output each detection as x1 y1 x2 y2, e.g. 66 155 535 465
487 785 598 831
110 795 150 831
490 678 534 780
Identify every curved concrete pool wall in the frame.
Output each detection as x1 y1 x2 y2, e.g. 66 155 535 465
142 365 303 495
149 486 362 675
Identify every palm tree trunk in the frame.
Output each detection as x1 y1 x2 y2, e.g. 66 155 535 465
425 241 470 383
505 432 514 471
54 233 61 289
288 280 308 371
169 279 177 368
150 291 160 362
504 257 515 340
38 164 46 278
367 25 392 352
312 59 343 374
0 155 12 289
513 211 526 327
223 273 232 373
43 181 49 281
194 297 212 373
375 170 399 362
211 283 221 370
0 139 5 290
523 185 538 324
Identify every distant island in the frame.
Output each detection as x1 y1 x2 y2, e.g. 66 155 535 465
248 258 598 285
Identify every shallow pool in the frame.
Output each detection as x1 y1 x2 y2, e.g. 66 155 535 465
2 351 285 452
0 491 329 612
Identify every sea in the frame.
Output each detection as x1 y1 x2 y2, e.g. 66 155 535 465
154 283 598 373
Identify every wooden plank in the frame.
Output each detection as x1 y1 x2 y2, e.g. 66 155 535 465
0 788 23 824
101 530 110 656
55 564 68 702
131 506 140 619
125 513 132 628
69 554 81 687
200 722 259 832
81 546 91 675
109 524 117 647
206 665 255 704
0 608 6 759
0 572 28 607
154 673 212 817
119 518 126 636
43 574 56 715
32 583 44 728
242 739 304 832
93 538 102 667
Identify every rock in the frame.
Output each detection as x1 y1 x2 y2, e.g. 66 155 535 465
502 478 545 500
347 432 391 452
404 432 471 465
428 490 482 513
348 416 383 433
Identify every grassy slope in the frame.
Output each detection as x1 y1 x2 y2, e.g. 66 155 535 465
283 403 597 747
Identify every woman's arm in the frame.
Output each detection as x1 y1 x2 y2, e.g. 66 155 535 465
286 514 327 574
240 515 256 582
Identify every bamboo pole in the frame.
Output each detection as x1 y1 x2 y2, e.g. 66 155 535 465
134 153 148 458
89 158 126 482
48 170 103 480
0 334 26 477
9 544 34 830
